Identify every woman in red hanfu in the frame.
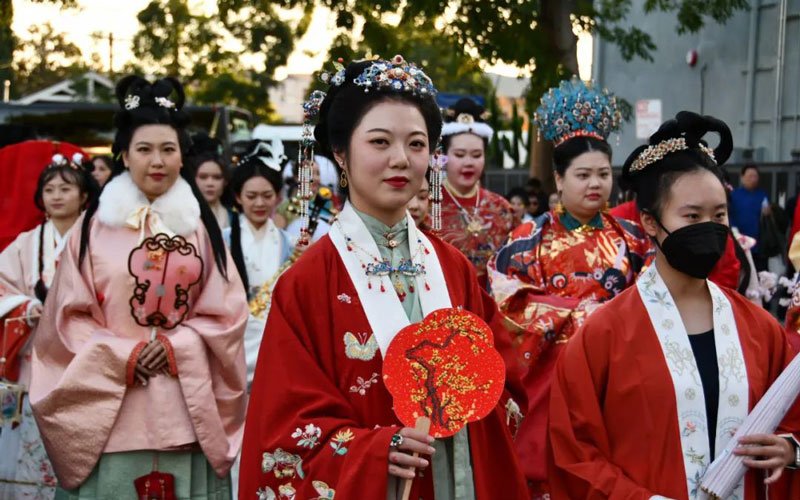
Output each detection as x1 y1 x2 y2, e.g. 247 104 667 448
438 98 517 289
487 77 650 498
238 56 527 500
549 111 800 499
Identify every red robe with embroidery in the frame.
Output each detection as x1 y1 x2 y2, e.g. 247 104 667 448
488 211 650 496
439 187 517 288
238 234 527 499
549 285 800 499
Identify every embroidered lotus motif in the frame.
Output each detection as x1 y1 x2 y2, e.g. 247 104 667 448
128 234 203 329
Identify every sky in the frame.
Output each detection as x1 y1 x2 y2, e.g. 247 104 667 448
11 0 593 81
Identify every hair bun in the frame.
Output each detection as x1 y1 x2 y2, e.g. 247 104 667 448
622 110 733 182
443 98 487 123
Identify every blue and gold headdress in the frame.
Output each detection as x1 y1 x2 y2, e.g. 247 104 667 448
534 77 622 146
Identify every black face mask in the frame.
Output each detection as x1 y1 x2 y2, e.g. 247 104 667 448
653 219 729 279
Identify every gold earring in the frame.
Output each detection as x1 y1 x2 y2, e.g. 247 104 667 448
554 192 564 215
602 201 610 213
339 171 348 188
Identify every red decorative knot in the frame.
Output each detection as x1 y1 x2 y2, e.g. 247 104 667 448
380 284 386 293
424 248 430 255
368 282 372 290
361 264 366 269
347 245 353 251
424 282 431 291
409 285 415 293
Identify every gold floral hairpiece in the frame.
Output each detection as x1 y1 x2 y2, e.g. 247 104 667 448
630 138 716 172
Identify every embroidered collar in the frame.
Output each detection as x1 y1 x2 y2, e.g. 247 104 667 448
97 171 200 237
559 210 604 232
352 207 409 248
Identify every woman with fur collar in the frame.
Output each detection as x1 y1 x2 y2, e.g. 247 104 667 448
28 76 247 499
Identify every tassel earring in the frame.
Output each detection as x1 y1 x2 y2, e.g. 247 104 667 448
339 170 348 188
430 148 446 231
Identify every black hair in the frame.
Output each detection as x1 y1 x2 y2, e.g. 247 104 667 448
553 136 613 177
90 155 114 171
740 163 758 176
505 187 530 206
228 140 287 296
188 133 233 207
78 75 228 279
314 59 442 198
441 97 490 153
34 160 98 302
621 111 733 218
33 162 96 212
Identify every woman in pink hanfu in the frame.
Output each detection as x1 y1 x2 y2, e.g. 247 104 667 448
29 76 247 500
0 153 95 500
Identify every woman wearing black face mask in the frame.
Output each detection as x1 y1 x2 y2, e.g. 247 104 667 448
547 111 800 499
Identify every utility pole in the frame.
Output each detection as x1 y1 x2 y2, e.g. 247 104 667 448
108 32 114 74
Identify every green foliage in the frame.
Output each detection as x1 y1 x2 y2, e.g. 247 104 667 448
128 0 311 120
0 0 14 86
12 22 89 97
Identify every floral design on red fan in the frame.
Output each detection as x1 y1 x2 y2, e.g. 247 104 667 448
382 308 505 438
128 234 203 329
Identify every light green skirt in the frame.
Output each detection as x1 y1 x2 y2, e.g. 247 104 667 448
54 450 231 500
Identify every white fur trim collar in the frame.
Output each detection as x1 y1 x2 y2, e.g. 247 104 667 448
97 171 200 236
441 121 494 139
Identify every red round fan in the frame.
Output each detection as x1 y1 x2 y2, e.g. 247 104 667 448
382 307 505 438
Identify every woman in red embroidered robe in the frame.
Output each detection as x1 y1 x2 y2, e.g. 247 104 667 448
438 98 517 288
0 155 95 500
549 111 800 499
487 79 646 498
29 76 247 498
239 56 526 500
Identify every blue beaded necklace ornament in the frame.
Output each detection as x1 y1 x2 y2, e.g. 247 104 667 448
336 222 431 301
534 76 623 146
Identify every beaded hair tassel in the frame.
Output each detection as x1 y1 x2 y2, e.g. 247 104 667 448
430 148 447 231
298 90 327 245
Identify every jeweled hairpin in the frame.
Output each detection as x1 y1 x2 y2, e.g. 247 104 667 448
630 138 718 172
154 96 176 110
297 90 328 244
124 94 140 110
353 55 437 97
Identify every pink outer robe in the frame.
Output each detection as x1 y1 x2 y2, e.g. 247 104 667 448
28 215 248 490
548 284 800 499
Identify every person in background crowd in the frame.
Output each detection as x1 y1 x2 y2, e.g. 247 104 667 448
506 187 535 224
549 111 800 499
90 155 113 187
525 177 547 216
407 173 431 230
222 139 293 499
29 75 247 499
488 78 649 499
190 133 233 231
730 164 770 270
0 153 96 500
439 97 518 288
